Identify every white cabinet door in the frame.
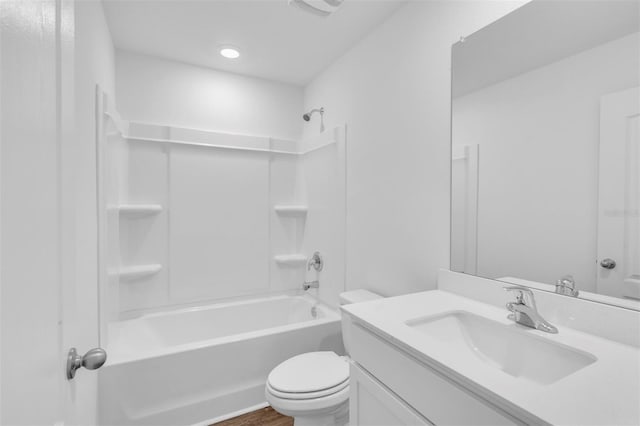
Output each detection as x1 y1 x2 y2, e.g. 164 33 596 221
350 363 432 426
597 87 640 299
349 324 523 425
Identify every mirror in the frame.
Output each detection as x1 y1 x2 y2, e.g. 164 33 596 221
451 0 640 310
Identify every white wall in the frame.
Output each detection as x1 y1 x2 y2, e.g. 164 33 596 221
302 1 526 297
74 0 117 423
115 51 304 141
453 33 640 291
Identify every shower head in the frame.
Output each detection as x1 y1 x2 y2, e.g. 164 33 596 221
303 107 324 121
302 107 325 132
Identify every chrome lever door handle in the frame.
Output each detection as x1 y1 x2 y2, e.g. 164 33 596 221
66 347 107 380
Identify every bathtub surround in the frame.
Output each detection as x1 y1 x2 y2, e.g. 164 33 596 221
98 118 346 320
303 0 526 297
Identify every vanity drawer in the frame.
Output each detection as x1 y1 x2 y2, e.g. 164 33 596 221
350 323 522 426
350 362 433 426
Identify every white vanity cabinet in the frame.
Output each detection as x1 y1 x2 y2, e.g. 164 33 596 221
349 323 523 426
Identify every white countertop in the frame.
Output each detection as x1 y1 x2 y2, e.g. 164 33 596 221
343 290 640 426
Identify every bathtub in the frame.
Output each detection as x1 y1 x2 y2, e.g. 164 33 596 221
98 293 343 425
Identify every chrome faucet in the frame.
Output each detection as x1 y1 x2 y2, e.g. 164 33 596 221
504 286 558 333
303 280 319 290
304 252 322 290
555 275 579 297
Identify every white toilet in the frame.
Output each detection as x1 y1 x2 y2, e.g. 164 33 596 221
265 290 382 426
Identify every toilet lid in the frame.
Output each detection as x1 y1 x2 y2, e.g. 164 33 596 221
266 378 349 400
267 351 349 394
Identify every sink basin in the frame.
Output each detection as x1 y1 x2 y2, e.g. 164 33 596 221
405 311 596 385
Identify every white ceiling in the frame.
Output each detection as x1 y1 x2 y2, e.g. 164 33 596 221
102 0 406 86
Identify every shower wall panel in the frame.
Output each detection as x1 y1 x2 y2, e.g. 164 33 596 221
119 141 170 312
269 153 305 293
300 126 346 307
100 121 345 320
169 145 270 303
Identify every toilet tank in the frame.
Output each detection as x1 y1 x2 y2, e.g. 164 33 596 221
339 290 382 355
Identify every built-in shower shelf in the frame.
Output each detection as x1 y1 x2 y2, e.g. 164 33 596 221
117 204 163 217
118 264 162 281
274 205 308 216
274 254 307 266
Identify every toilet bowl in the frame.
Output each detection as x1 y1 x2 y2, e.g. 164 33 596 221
265 290 382 426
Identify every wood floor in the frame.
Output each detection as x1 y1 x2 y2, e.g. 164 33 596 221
214 407 293 426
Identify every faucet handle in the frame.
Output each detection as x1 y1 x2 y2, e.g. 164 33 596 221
307 251 323 271
503 286 535 306
556 275 579 297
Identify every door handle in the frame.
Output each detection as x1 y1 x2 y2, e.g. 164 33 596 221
600 258 617 270
66 347 107 379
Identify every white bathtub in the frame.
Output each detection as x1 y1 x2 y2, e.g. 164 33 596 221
98 294 343 425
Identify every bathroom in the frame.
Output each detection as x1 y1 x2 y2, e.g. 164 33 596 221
1 0 639 425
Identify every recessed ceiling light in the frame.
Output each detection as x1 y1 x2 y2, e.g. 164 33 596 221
220 47 240 59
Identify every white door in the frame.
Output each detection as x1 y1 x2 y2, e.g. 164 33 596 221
597 87 640 300
1 1 101 424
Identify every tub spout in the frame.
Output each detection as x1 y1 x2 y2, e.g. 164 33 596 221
303 280 319 290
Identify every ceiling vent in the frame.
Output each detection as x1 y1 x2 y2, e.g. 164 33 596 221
288 0 345 17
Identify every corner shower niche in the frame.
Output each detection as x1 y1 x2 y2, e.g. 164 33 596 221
96 89 346 346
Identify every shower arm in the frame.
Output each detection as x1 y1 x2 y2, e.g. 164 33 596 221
303 107 325 132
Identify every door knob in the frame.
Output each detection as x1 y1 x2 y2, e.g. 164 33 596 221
600 258 616 270
66 347 107 379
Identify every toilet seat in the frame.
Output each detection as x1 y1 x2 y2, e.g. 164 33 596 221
266 351 350 401
266 377 349 400
266 381 350 417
